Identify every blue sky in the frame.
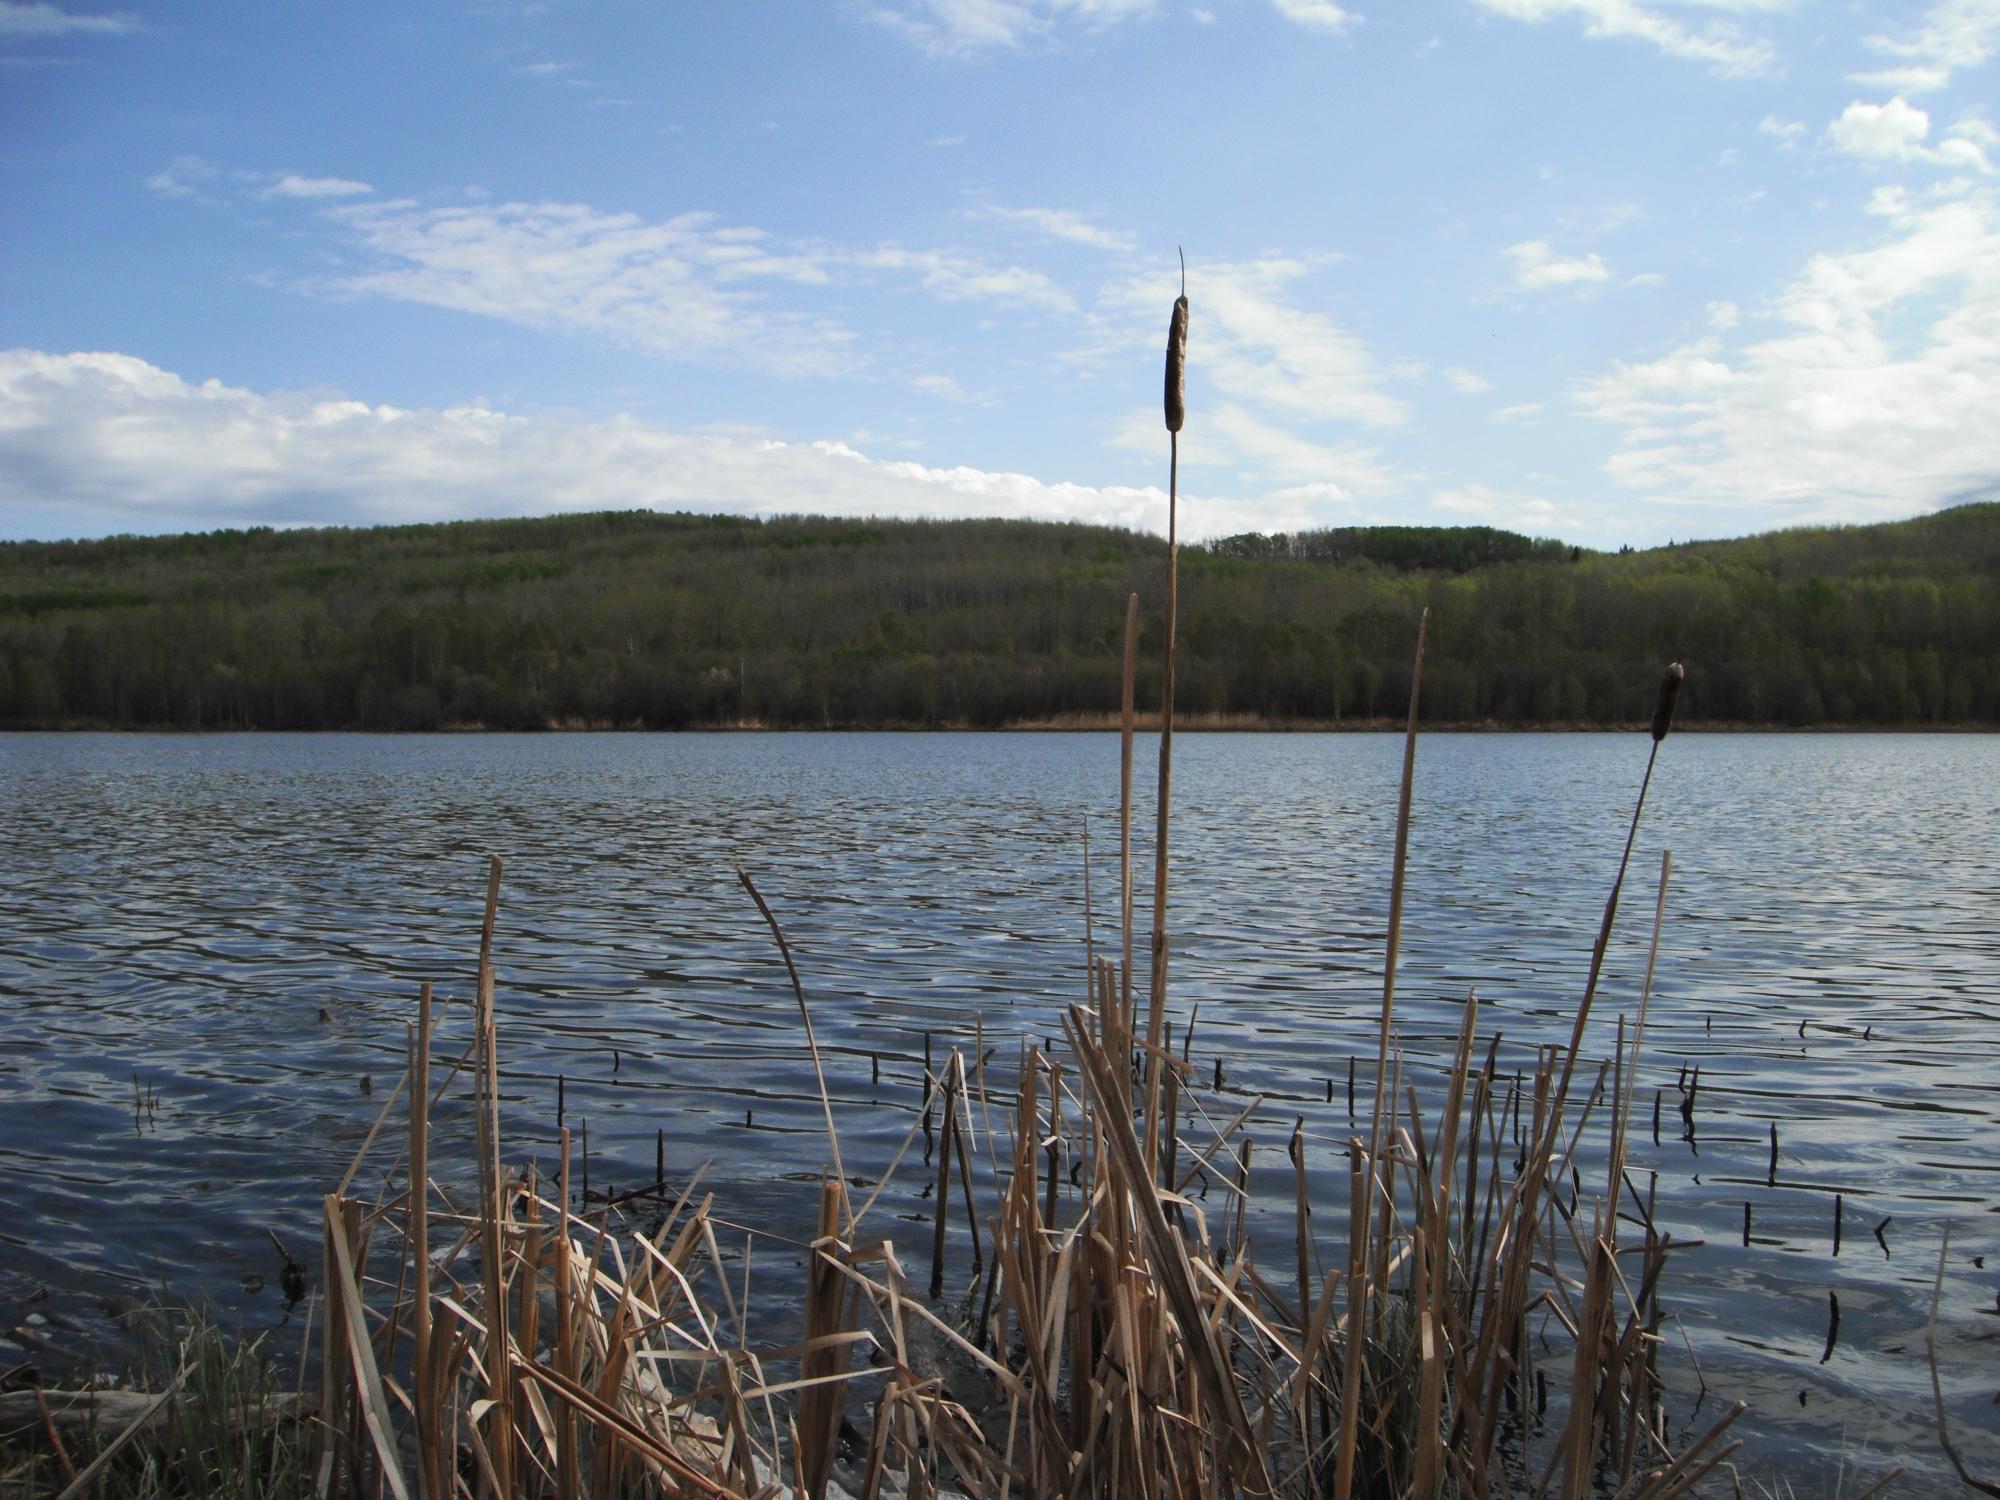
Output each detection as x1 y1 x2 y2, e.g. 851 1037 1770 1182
3 0 1998 548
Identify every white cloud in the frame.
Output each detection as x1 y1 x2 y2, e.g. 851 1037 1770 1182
144 154 216 200
1433 482 1564 532
290 196 1080 377
0 2 134 35
861 244 1076 310
912 371 985 403
1504 239 1611 289
1757 114 1804 146
970 204 1134 252
1104 256 1412 430
1444 366 1493 393
322 199 860 377
0 348 1317 541
1202 402 1398 489
1493 402 1546 421
1826 97 1994 173
869 0 1158 56
1270 0 1359 33
1706 299 1740 329
1467 0 1780 77
1858 0 2000 95
265 173 374 200
1575 189 2000 524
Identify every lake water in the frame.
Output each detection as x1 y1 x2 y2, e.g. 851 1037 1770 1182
1 730 1995 1489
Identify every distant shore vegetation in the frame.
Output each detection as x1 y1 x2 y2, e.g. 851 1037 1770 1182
1 504 1995 731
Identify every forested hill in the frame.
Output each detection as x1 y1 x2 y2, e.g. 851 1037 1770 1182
1 505 1995 730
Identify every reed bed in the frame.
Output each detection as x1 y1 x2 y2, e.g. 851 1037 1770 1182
281 658 1728 1500
10 274 1745 1500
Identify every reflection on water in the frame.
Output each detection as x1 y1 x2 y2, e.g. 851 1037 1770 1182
1 730 1996 1485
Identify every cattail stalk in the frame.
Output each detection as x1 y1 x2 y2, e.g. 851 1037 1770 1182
1142 260 1189 1177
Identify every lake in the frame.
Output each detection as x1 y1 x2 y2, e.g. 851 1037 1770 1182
1 729 1995 1489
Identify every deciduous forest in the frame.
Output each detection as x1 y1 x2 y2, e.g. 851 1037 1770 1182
1 504 1994 730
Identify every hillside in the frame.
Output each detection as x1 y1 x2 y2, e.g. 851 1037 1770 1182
1 506 1995 729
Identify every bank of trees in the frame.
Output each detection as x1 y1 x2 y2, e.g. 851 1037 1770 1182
1 505 1994 729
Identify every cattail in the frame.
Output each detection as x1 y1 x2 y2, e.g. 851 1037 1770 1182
1650 661 1685 741
1164 293 1188 432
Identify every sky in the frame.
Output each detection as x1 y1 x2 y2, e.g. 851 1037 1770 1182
3 0 1999 549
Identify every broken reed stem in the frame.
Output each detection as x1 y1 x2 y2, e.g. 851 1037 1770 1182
739 866 848 1214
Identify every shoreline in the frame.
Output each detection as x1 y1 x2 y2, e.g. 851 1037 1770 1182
3 716 1996 735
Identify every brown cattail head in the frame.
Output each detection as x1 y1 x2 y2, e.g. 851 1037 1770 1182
1164 293 1189 433
1651 661 1686 742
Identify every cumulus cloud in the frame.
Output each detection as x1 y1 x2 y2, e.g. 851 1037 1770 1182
1574 188 2000 524
1467 0 1780 77
1444 366 1494 393
1504 239 1611 289
1825 97 1994 173
1856 0 2000 94
1757 114 1804 146
869 0 1158 56
0 349 1329 541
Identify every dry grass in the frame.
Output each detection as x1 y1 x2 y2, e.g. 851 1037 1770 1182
8 278 1746 1500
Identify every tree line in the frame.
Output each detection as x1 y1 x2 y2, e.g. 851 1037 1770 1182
1 505 1995 730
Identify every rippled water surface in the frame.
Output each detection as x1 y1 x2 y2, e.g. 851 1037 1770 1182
2 730 1995 1487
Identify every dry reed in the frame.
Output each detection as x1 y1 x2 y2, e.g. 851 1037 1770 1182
14 276 1744 1500
285 277 1728 1498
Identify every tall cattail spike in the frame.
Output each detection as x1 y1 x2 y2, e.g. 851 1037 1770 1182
1651 661 1686 742
1165 289 1189 433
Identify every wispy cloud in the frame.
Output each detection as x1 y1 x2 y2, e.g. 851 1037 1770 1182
143 154 218 201
1575 186 2000 523
1443 366 1493 393
265 173 374 200
861 243 1076 309
1504 239 1610 289
869 0 1158 57
0 1 135 35
323 199 858 376
1468 0 1782 77
1104 256 1414 431
911 371 989 403
969 204 1134 252
1433 481 1565 532
1757 113 1804 146
0 348 1313 540
1855 0 2000 95
1269 0 1360 34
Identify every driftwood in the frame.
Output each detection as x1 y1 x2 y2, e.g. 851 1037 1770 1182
0 1387 312 1447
